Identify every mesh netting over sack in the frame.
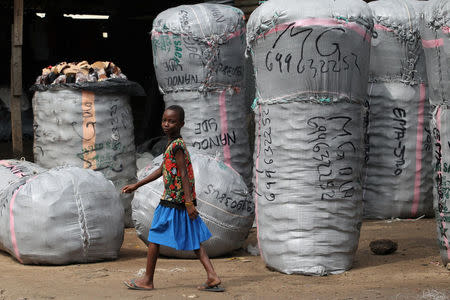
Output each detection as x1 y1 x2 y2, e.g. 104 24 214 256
151 3 252 187
132 152 254 258
32 87 137 227
420 0 450 105
247 0 372 275
0 160 124 265
363 0 433 219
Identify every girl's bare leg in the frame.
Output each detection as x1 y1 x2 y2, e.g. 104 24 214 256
194 244 221 287
127 242 160 289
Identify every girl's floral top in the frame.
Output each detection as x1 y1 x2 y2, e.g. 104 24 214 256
161 137 196 205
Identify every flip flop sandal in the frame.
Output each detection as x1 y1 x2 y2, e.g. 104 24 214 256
123 278 153 291
198 283 225 292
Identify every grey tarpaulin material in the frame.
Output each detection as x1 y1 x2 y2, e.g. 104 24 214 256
132 152 254 258
421 0 450 267
0 160 124 265
32 82 140 227
247 0 372 275
151 4 253 187
420 0 450 106
363 0 433 219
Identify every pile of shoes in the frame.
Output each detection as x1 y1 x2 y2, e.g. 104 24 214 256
35 61 127 85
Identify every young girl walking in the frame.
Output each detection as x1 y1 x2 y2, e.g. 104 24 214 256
122 105 223 292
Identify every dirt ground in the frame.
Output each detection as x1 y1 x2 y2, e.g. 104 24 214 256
0 218 449 300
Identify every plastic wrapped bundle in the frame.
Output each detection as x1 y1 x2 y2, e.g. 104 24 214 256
247 0 372 275
32 87 138 227
132 152 254 258
420 0 450 105
363 0 433 219
151 4 252 186
0 160 124 265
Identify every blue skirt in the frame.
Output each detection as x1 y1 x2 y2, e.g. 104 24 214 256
148 204 212 251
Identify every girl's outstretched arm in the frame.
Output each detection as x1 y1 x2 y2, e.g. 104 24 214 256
122 164 163 193
174 150 199 220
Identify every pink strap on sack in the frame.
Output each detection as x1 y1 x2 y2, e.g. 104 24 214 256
0 160 29 262
260 18 371 42
151 28 245 42
374 24 393 32
422 38 444 48
9 185 25 263
9 175 38 264
0 160 26 178
411 84 426 217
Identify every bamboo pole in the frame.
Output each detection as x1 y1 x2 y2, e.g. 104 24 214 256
10 0 23 156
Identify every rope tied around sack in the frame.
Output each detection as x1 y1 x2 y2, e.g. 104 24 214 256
372 13 423 85
0 162 45 217
425 0 450 31
246 10 286 46
335 16 349 23
251 92 367 111
75 192 91 259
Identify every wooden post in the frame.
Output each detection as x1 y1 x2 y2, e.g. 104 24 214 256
10 0 24 156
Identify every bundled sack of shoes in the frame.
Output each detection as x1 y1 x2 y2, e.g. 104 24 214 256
151 4 253 188
35 60 127 85
247 0 372 275
0 160 124 265
31 61 145 227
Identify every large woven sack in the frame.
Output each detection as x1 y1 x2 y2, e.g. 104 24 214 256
33 89 136 226
132 152 254 258
364 0 433 219
0 160 124 265
247 0 372 275
151 3 252 186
